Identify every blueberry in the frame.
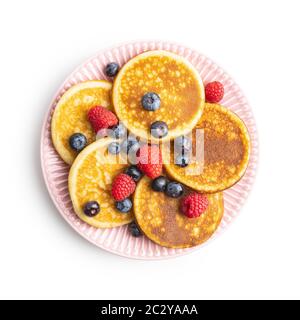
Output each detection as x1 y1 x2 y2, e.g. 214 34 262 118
174 135 192 151
105 62 119 77
175 154 189 167
165 181 184 198
83 201 100 217
69 133 87 152
108 142 121 154
125 165 143 182
129 222 142 237
108 123 126 139
151 176 169 192
115 198 132 213
121 137 140 154
150 121 168 138
141 92 161 111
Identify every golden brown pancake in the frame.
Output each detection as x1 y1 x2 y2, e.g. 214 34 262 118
134 176 224 249
51 80 112 165
69 138 134 228
112 50 205 142
163 103 251 193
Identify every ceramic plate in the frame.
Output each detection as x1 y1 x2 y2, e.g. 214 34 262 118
40 41 259 259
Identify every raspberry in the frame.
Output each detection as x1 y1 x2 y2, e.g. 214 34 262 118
111 173 136 201
180 192 209 218
205 81 224 103
137 144 162 179
87 106 118 133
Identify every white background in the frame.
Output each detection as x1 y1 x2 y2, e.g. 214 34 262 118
0 0 299 300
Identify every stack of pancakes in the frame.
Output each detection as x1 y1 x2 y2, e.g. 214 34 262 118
51 50 250 249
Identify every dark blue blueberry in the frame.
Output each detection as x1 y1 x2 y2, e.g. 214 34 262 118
121 137 140 154
115 198 132 213
151 176 169 192
150 121 168 138
165 181 184 198
174 135 192 151
105 62 119 77
125 165 143 182
108 123 126 139
141 92 161 111
69 133 87 152
129 222 142 237
83 201 100 217
175 154 189 167
108 142 121 154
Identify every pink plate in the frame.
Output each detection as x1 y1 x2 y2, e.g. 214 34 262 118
40 41 259 259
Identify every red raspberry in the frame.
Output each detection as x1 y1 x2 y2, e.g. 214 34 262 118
205 81 224 103
111 173 136 201
137 144 162 179
87 106 118 133
180 192 209 218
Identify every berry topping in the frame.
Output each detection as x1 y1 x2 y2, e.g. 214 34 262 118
180 192 209 218
165 181 184 198
174 135 192 151
137 144 162 179
108 123 126 139
150 121 169 138
69 133 87 152
83 201 100 217
175 154 190 167
151 176 169 192
87 106 118 133
111 173 136 201
129 222 142 237
115 198 132 213
124 165 143 182
108 142 121 154
141 92 161 111
205 81 224 103
105 62 120 77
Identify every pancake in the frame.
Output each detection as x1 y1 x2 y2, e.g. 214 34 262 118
51 80 112 165
112 50 205 142
163 103 251 193
69 138 133 228
134 176 224 249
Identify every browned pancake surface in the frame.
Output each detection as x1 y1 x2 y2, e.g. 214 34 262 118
134 176 224 248
112 50 205 141
163 103 251 193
